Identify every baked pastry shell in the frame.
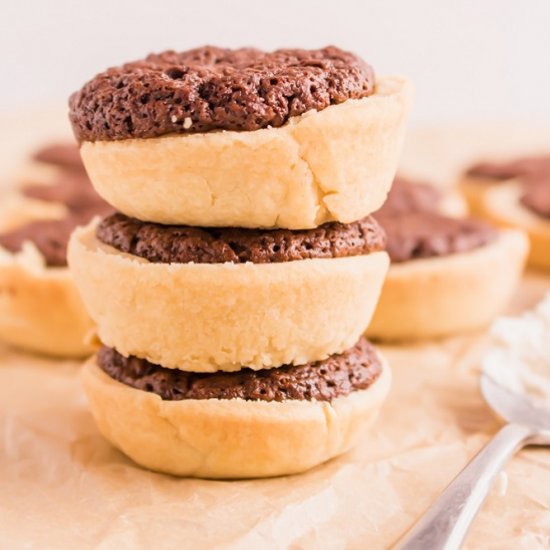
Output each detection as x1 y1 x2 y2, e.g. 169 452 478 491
80 76 412 229
68 221 390 371
0 243 96 357
366 229 529 340
81 352 391 479
458 174 503 217
0 193 67 233
482 182 550 271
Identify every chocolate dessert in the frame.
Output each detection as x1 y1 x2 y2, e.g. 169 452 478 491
0 141 111 266
67 44 399 478
0 202 111 267
69 46 375 141
379 213 497 263
96 212 386 264
520 175 550 218
23 171 107 214
466 155 550 181
98 338 381 402
375 177 496 262
32 142 84 172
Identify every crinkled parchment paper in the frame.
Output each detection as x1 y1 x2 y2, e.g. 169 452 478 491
1 273 549 550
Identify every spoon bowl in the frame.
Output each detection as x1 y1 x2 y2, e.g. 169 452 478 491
481 373 550 435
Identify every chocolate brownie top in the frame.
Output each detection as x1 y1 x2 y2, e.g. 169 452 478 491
32 142 84 171
376 177 442 217
69 46 375 142
379 212 497 263
466 155 550 181
0 205 112 267
0 140 113 267
0 217 79 267
96 212 386 264
23 172 107 213
520 175 550 218
97 338 382 402
373 176 496 262
2 163 112 266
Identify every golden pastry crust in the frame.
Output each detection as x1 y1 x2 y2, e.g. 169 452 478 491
438 189 468 218
0 193 67 232
68 221 389 372
457 174 503 217
482 182 550 271
80 76 413 229
0 160 75 233
81 354 391 478
0 244 96 357
366 230 529 340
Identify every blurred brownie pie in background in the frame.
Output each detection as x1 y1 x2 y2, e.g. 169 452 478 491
0 142 110 357
366 176 529 340
460 155 550 271
459 154 550 215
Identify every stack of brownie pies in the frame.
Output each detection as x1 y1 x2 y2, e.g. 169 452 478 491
67 46 412 478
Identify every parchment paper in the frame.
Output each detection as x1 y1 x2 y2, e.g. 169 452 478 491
0 115 549 549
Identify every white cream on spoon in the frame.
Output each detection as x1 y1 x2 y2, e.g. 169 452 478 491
483 293 550 411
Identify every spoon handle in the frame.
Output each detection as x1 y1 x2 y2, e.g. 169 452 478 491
396 422 535 550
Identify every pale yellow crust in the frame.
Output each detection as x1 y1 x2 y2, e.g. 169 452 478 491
81 353 391 478
0 192 67 232
0 161 71 232
366 230 529 341
80 76 413 229
457 174 504 216
481 182 550 271
68 221 389 372
0 244 96 357
438 188 468 218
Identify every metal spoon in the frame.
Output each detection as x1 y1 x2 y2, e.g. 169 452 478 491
396 373 550 550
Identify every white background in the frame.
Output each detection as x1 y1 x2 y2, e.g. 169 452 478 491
2 0 550 124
